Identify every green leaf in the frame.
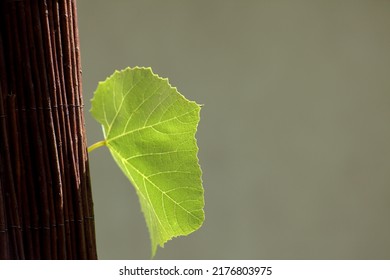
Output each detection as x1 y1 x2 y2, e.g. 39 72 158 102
90 67 204 256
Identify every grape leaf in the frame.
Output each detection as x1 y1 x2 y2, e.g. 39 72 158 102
90 67 204 256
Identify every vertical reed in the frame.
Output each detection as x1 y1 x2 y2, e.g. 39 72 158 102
0 0 97 259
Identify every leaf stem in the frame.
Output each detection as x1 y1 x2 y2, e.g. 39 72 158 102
88 140 107 153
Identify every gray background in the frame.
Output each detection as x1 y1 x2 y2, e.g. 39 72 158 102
77 0 390 259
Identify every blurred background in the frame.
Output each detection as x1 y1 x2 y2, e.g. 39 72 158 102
77 0 390 259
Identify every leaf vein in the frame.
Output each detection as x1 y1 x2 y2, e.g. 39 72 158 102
106 77 143 136
106 107 198 144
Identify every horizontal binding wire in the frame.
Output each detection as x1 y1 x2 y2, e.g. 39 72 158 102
0 220 94 231
21 217 95 230
0 223 7 232
24 225 60 230
52 104 85 109
8 225 22 230
0 114 6 118
15 104 84 112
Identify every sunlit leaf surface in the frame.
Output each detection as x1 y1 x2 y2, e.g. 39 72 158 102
90 67 204 256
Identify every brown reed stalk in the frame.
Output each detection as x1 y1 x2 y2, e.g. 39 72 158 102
0 0 97 259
